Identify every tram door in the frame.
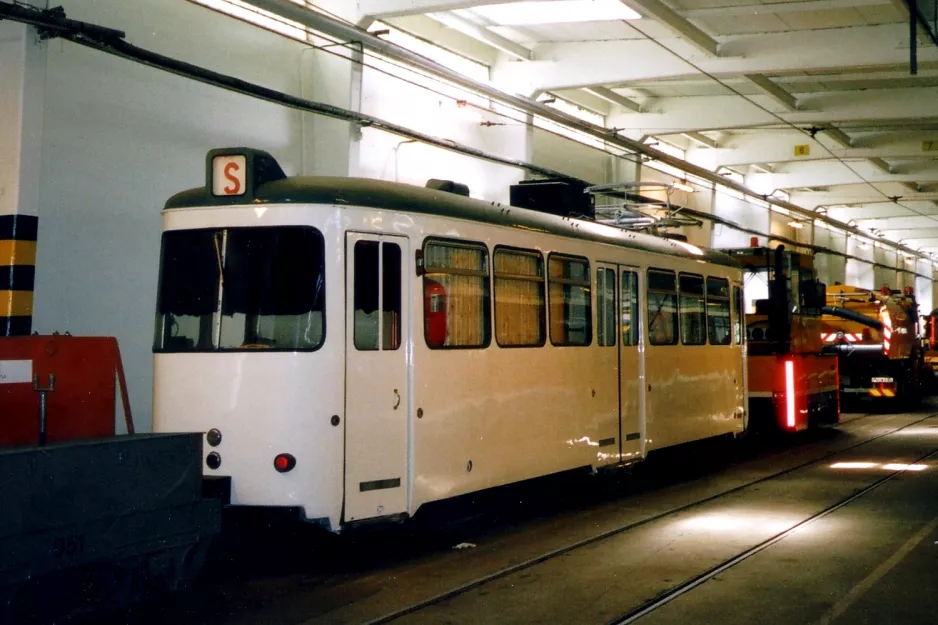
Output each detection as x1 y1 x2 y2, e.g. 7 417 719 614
597 264 644 463
618 268 644 461
344 233 410 522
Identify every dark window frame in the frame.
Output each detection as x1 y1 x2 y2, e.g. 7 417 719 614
596 266 617 347
153 225 326 354
647 268 678 346
493 245 547 349
621 269 640 347
706 276 732 346
353 240 403 352
733 284 745 346
421 237 492 350
547 252 593 347
678 272 707 346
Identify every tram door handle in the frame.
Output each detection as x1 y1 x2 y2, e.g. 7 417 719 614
393 389 401 410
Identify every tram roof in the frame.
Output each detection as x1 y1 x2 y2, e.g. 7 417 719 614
165 176 740 270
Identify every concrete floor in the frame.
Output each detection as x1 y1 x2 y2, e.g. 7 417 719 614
103 406 938 625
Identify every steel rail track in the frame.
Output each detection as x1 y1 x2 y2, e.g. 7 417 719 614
363 411 938 625
610 444 938 624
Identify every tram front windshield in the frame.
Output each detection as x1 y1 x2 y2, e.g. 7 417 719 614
154 225 325 352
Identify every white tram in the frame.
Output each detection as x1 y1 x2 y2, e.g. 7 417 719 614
153 148 748 531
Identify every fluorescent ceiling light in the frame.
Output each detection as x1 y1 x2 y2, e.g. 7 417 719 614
474 0 641 25
788 221 804 229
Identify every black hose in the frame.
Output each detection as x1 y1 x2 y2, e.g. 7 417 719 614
821 306 883 330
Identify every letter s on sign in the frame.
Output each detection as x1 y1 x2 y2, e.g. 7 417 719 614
212 155 247 196
224 162 241 194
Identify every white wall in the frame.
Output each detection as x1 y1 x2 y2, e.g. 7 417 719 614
531 128 610 185
814 226 847 286
22 0 614 431
845 236 874 288
711 193 768 248
873 246 898 290
357 67 525 201
31 0 357 430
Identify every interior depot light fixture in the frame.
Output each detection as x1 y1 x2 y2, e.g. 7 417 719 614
788 221 805 229
472 0 641 25
672 180 695 193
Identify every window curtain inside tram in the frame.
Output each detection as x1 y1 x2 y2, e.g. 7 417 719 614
424 241 490 348
494 249 545 346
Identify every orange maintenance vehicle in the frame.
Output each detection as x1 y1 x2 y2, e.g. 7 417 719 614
821 285 923 404
722 245 839 432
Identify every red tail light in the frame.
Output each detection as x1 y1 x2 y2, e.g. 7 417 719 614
274 453 296 473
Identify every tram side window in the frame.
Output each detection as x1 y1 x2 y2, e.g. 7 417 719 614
353 241 402 351
548 255 592 346
733 285 745 345
155 226 325 352
647 269 678 346
423 240 490 348
679 274 706 345
494 248 545 347
597 268 616 347
706 277 732 346
621 270 638 347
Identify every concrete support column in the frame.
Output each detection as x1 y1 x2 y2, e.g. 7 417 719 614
915 261 932 315
300 0 362 177
0 23 45 336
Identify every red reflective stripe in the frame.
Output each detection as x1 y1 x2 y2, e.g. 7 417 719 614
785 360 795 429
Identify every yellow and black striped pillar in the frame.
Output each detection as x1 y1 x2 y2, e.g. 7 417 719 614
0 214 37 336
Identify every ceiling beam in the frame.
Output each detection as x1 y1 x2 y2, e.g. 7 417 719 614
887 0 935 41
683 130 938 168
868 157 893 174
751 163 775 174
426 12 531 60
683 131 719 148
901 181 922 193
743 74 798 110
792 189 938 208
773 169 938 191
388 15 499 64
605 88 938 139
493 24 938 93
823 125 853 148
358 0 506 20
873 227 938 234
552 89 612 115
681 0 888 18
618 0 719 56
583 87 642 112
